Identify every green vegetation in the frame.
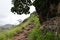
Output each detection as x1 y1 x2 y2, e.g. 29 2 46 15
29 14 60 40
10 0 60 40
29 24 55 40
29 28 60 40
0 12 60 40
0 13 38 40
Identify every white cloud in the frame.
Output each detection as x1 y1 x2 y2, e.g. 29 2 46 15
29 5 35 13
0 14 30 25
0 0 35 26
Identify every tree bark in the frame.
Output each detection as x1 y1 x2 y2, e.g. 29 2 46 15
34 0 60 24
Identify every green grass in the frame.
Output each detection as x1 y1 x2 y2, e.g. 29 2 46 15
0 13 38 40
1 12 60 40
0 20 30 40
29 20 57 40
28 13 42 40
28 13 60 40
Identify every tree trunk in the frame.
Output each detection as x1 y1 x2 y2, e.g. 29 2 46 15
34 0 60 24
57 2 60 16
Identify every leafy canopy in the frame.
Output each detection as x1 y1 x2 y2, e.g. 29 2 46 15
11 0 32 14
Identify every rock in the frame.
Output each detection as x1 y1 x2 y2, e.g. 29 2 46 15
41 16 60 33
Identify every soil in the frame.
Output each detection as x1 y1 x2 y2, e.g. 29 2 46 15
13 22 35 40
41 16 60 33
13 16 60 40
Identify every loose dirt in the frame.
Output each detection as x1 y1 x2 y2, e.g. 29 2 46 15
13 22 35 40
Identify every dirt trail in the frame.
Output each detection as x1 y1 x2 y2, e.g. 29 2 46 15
13 22 35 40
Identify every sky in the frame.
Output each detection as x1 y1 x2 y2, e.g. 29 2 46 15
0 0 35 26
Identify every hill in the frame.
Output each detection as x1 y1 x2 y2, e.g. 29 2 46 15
0 24 14 30
0 12 60 40
0 12 39 40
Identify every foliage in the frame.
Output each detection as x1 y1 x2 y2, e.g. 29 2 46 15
29 27 59 40
11 0 49 15
0 33 7 40
11 0 32 14
10 0 60 40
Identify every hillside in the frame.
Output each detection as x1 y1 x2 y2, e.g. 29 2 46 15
13 22 35 40
0 12 60 40
29 16 60 40
0 13 39 40
12 13 39 40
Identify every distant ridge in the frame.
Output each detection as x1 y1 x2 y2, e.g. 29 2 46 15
0 24 14 30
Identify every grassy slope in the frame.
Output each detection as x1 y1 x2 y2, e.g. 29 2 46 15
0 13 39 40
28 15 60 40
1 12 60 40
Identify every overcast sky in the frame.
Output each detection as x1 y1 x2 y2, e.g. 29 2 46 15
0 0 35 26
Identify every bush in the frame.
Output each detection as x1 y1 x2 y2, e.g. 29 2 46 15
0 33 7 40
29 28 56 40
45 32 55 40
